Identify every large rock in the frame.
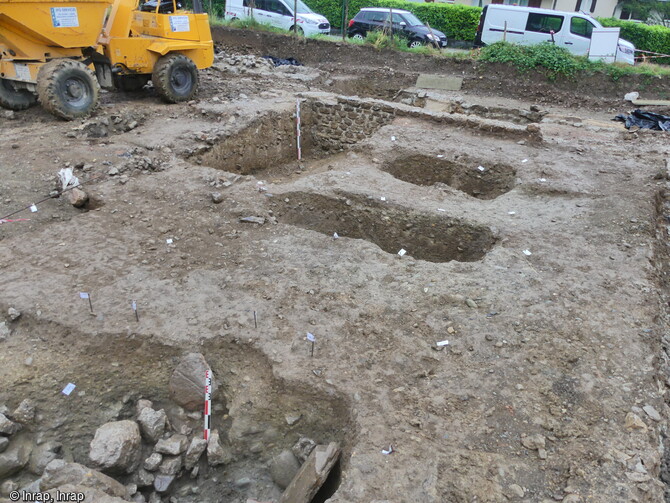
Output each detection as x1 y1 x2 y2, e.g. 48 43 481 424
135 468 154 488
29 441 62 475
41 460 128 498
89 421 142 474
207 430 232 466
0 436 32 478
131 493 146 503
0 413 20 435
7 308 20 321
0 321 10 341
155 434 188 456
143 453 162 472
270 450 300 489
158 456 182 475
521 434 545 451
137 408 166 443
0 437 8 453
183 437 207 470
11 399 36 425
68 187 89 208
168 353 216 411
136 400 153 415
153 474 175 493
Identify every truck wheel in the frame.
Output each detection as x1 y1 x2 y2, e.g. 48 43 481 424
152 54 199 103
0 78 37 111
36 59 100 120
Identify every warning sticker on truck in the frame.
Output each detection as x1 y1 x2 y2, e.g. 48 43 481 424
51 7 79 28
169 15 190 32
13 63 31 82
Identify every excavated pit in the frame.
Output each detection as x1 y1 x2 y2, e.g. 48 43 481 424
200 111 313 175
0 314 351 503
382 153 516 199
199 100 396 176
273 192 496 263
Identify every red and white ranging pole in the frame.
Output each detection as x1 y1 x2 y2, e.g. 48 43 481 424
204 369 212 441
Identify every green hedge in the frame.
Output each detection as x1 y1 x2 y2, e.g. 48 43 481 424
303 0 482 41
598 18 670 63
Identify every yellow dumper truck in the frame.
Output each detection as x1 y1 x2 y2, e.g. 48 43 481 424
0 0 214 119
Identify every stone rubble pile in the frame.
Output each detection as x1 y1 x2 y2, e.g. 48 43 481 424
0 350 333 503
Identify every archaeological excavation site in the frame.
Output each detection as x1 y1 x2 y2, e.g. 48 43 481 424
2 25 670 503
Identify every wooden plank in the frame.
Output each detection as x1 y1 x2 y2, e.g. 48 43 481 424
279 442 340 503
632 99 670 106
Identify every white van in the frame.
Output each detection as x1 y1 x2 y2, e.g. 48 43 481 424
474 5 636 65
224 0 331 36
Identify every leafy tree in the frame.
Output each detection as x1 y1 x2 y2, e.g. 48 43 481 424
617 0 670 27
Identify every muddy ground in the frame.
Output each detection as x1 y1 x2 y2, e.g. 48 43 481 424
1 29 670 503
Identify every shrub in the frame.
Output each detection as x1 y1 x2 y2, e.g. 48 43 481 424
479 41 590 79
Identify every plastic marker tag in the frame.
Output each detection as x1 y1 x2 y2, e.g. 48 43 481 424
166 238 173 244
523 249 532 256
381 445 394 455
477 166 486 172
380 197 386 201
131 300 137 311
398 249 407 257
62 383 76 396
30 204 38 213
79 292 89 299
306 332 315 342
521 159 528 163
333 232 339 239
436 340 450 347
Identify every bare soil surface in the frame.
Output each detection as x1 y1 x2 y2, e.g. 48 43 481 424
1 31 670 503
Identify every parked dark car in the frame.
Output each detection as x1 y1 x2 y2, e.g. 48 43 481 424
347 8 448 48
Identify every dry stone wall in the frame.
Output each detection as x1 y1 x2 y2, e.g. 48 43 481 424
305 98 396 150
302 92 542 152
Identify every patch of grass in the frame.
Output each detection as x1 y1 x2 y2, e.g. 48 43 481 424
218 16 297 35
208 15 226 26
478 41 670 80
309 34 344 42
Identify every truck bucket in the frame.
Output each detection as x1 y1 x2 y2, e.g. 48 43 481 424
0 0 114 59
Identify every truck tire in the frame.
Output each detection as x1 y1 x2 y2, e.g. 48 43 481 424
0 78 37 111
152 54 199 103
36 59 100 120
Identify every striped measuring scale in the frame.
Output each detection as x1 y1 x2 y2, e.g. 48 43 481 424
204 369 212 441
